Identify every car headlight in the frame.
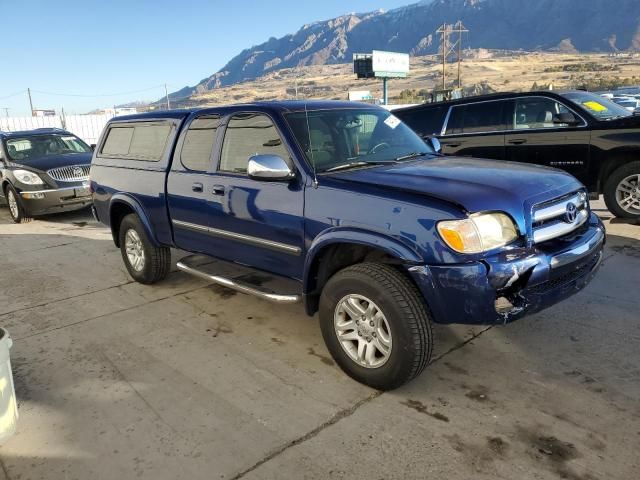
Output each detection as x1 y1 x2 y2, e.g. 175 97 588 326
13 169 45 185
437 212 519 254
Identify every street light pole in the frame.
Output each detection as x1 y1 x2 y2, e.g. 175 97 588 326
165 84 171 110
27 88 34 116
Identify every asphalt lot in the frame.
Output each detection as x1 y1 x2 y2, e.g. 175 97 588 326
0 199 637 480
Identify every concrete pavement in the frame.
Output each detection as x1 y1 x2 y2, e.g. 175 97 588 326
0 200 637 480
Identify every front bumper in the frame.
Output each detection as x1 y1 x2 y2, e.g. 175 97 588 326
409 212 605 325
19 185 93 215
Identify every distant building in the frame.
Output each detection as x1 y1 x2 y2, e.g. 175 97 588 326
100 107 138 117
348 90 375 102
32 109 56 117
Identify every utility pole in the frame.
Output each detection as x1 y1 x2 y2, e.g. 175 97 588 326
164 84 171 110
27 88 34 116
437 23 447 90
456 21 464 88
437 21 468 91
1 108 9 118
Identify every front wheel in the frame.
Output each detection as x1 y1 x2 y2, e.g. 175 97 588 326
319 263 433 390
5 185 32 224
603 161 640 219
119 214 171 284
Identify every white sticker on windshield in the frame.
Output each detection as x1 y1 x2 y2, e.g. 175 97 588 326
384 115 401 129
62 136 76 141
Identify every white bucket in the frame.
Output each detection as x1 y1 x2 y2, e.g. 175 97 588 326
0 328 18 443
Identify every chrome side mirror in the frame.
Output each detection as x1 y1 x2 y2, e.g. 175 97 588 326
247 154 294 182
427 136 442 154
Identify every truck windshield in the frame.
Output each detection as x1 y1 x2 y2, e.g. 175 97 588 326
561 91 632 121
4 134 91 163
285 108 433 173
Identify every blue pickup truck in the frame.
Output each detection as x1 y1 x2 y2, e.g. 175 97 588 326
90 101 605 390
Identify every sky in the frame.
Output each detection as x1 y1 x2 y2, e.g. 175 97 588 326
0 0 412 115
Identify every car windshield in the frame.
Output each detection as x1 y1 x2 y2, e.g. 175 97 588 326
4 134 91 162
561 91 632 121
285 108 433 173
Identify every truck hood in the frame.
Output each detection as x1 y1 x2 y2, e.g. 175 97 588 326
10 152 92 173
329 156 583 226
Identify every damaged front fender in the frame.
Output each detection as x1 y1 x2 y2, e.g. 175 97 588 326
407 216 605 325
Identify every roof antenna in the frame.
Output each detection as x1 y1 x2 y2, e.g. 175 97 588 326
304 101 319 188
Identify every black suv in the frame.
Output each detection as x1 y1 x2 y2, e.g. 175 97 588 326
0 128 93 223
395 90 640 219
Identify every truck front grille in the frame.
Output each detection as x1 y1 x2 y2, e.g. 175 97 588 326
47 164 90 183
532 190 589 244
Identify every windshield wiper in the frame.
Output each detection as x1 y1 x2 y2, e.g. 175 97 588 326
394 151 429 162
324 160 394 172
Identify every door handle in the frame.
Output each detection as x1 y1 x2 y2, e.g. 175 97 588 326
212 184 226 195
442 142 461 148
508 139 527 145
192 182 203 192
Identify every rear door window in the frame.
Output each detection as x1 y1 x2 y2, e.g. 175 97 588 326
101 122 171 161
180 116 220 171
445 102 504 135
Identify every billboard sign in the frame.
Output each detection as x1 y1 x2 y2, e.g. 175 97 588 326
372 50 410 78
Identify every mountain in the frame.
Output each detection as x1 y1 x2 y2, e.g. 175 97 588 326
169 0 640 100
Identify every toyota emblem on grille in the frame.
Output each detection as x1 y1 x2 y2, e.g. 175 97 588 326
565 202 578 223
73 167 84 177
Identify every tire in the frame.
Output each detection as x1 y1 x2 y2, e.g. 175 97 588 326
118 214 171 284
4 184 32 224
319 263 433 391
603 161 640 219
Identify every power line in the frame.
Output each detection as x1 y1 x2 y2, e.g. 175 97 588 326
30 85 166 98
0 90 27 100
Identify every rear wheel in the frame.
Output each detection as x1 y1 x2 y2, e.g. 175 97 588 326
5 185 32 224
119 214 171 284
319 263 433 390
604 161 640 219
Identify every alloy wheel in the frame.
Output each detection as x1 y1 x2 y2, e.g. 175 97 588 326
615 174 640 215
125 229 145 272
7 190 19 220
334 294 392 368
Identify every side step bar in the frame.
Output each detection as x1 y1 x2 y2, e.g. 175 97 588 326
176 257 301 304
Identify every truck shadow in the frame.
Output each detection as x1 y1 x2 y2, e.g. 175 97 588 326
1 203 638 479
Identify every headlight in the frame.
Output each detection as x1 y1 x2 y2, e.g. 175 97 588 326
437 212 519 253
13 169 45 185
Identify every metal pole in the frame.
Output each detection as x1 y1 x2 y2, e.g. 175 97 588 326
165 84 170 110
442 24 447 90
383 78 388 105
457 22 462 89
27 88 34 116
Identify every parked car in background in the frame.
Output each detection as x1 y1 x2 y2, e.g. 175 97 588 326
611 96 640 112
0 128 93 223
90 101 604 390
395 91 640 219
